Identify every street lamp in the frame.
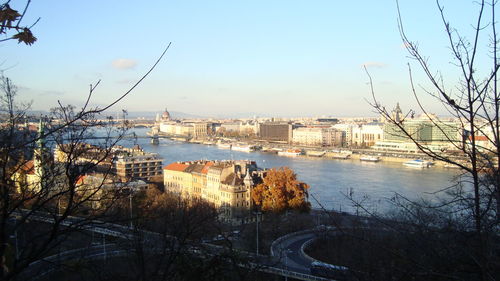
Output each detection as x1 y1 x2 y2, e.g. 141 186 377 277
9 217 19 259
129 191 133 228
255 211 262 255
102 233 107 261
281 246 292 281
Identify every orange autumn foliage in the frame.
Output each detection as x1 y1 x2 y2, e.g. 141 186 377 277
251 167 311 213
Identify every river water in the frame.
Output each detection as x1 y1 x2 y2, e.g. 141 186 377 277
121 128 460 213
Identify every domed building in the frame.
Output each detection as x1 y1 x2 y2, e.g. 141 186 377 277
161 108 171 121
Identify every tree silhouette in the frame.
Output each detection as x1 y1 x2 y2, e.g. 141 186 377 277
358 0 500 280
0 1 38 45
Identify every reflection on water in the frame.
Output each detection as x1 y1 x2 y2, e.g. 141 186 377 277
121 128 460 213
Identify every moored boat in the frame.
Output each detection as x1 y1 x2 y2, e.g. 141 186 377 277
278 149 303 156
217 142 232 149
329 152 351 159
306 150 326 157
332 153 351 159
231 143 256 152
403 159 432 168
360 155 380 162
261 146 278 154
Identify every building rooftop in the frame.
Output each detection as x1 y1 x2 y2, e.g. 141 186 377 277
201 162 214 174
164 162 189 172
20 160 35 175
221 172 244 186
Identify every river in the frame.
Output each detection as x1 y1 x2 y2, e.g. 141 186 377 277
120 128 460 213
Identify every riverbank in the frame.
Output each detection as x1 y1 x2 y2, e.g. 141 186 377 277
178 136 451 168
130 128 459 211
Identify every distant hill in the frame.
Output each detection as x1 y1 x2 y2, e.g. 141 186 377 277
116 111 206 120
23 110 205 120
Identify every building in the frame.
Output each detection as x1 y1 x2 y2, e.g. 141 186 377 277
383 114 461 146
332 123 354 147
157 109 207 139
113 145 163 182
292 127 344 147
55 142 163 183
192 122 208 139
316 118 339 124
239 121 259 136
259 122 292 143
54 142 112 166
351 124 384 147
219 122 241 133
76 173 148 208
14 119 63 194
164 160 263 223
163 162 190 195
12 160 37 193
161 108 171 121
374 104 463 152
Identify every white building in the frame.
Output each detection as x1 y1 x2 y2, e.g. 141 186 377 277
292 127 343 147
351 124 384 147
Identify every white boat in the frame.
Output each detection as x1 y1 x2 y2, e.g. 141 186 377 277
261 146 276 153
217 142 232 149
360 155 380 162
332 153 351 159
306 150 326 157
278 149 303 156
403 159 432 168
231 144 256 152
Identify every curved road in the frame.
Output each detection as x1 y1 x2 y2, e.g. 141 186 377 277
271 230 318 274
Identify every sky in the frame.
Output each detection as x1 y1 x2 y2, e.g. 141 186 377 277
1 0 493 118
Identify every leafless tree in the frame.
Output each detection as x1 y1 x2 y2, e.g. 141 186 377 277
362 0 499 280
0 4 172 276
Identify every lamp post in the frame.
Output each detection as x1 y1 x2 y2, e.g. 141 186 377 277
281 246 291 281
129 191 133 229
102 233 107 261
255 211 262 255
285 249 288 281
57 197 61 216
9 217 19 259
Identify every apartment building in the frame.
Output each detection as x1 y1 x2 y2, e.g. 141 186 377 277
292 127 344 147
164 160 263 223
259 122 292 143
113 145 163 182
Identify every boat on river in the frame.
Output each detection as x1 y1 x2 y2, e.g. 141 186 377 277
261 147 280 154
217 142 232 149
231 143 256 152
306 150 326 157
403 159 432 168
360 155 381 162
278 149 303 157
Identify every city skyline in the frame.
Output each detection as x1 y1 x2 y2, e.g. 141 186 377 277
2 1 487 117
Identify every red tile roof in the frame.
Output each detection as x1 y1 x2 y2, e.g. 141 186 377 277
76 175 87 185
469 135 489 141
164 162 189 172
20 160 35 175
201 162 214 174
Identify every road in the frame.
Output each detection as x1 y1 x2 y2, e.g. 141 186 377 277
15 210 332 281
271 230 318 274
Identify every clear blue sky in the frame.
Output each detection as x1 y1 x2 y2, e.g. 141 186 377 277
1 0 489 117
